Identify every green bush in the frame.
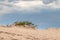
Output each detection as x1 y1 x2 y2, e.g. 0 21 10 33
14 21 34 25
14 21 36 29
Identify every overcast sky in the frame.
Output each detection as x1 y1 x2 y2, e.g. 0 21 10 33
0 0 60 29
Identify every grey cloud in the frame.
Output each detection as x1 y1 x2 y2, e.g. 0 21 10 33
8 0 19 2
0 3 12 7
0 0 5 1
0 0 40 14
8 0 16 2
22 0 40 1
22 0 34 1
0 0 40 2
42 0 54 4
42 0 60 5
55 0 60 6
0 0 19 3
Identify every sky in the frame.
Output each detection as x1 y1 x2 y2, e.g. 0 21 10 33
0 0 60 29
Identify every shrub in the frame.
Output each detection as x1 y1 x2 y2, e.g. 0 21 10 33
14 21 33 25
14 21 36 29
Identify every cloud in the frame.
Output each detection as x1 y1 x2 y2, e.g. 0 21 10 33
42 0 60 5
13 1 41 10
0 0 40 2
0 3 13 16
40 0 60 8
41 0 60 6
0 0 60 16
0 0 4 1
0 0 41 15
42 0 54 4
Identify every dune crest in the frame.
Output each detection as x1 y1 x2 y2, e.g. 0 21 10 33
0 26 59 40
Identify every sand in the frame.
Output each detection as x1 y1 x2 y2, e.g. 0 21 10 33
0 26 59 40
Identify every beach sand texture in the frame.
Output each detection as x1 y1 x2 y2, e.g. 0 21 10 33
0 26 59 40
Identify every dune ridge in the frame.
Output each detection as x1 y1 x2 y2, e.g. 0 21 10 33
0 26 59 40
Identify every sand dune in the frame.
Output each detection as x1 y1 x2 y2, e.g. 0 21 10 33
0 26 59 40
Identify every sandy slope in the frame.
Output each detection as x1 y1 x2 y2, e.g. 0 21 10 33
0 26 60 40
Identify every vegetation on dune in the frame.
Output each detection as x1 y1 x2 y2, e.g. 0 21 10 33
14 21 34 25
13 21 36 29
